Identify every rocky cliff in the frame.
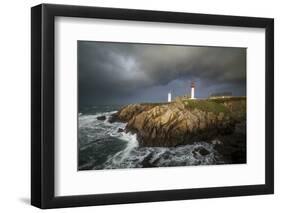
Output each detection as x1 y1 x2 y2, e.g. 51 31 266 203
109 97 246 163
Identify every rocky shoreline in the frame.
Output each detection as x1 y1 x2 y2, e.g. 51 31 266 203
106 97 246 164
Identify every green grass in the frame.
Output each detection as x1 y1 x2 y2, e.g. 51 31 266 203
210 96 246 103
183 99 230 114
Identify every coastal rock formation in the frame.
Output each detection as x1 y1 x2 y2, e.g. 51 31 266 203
97 115 106 121
112 98 246 148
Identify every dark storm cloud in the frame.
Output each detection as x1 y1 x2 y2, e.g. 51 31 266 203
78 41 246 106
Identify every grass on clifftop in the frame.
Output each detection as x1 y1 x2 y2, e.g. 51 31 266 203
210 96 246 103
183 99 230 114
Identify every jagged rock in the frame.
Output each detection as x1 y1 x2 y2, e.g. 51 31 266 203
97 115 106 121
108 113 119 123
117 128 124 133
115 98 246 147
235 121 246 134
141 153 156 168
117 104 156 122
213 133 246 164
193 147 210 156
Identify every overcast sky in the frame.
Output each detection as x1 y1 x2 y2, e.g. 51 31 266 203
78 41 246 107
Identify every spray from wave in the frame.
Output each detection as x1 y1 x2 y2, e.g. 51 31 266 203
78 109 224 170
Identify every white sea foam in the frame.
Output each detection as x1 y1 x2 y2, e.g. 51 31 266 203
104 132 139 168
79 110 224 170
79 111 122 145
102 141 222 169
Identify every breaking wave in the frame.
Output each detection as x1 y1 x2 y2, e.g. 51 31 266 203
78 110 224 170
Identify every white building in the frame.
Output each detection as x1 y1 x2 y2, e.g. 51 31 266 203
190 81 195 99
168 91 172 102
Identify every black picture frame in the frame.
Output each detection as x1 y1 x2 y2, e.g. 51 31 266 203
31 3 274 209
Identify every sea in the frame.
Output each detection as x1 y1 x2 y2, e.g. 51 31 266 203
78 105 223 170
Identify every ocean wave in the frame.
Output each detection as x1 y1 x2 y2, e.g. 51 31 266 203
79 111 130 149
102 141 223 169
78 110 224 170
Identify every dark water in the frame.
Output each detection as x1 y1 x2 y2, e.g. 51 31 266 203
78 105 224 170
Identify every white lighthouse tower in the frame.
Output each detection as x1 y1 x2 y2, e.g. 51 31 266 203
168 91 172 102
190 81 195 99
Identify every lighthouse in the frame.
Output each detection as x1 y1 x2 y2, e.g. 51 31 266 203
190 81 195 99
168 91 172 102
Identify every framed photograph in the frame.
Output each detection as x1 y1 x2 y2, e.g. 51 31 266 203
31 4 274 209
